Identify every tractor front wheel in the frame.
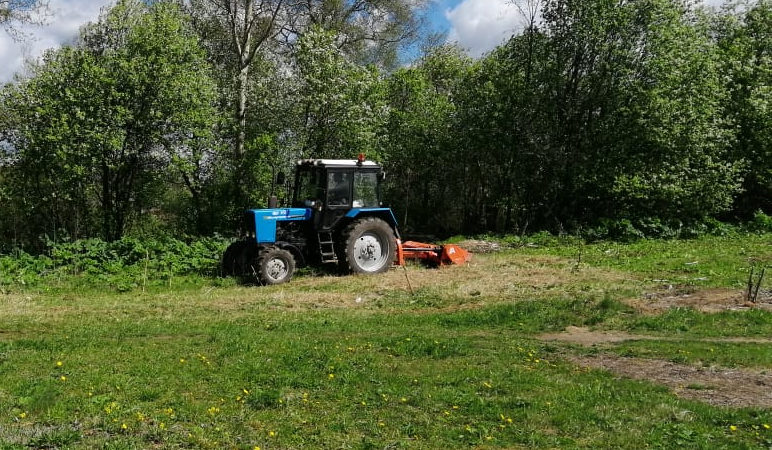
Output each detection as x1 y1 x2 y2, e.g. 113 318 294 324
341 217 396 274
256 246 296 285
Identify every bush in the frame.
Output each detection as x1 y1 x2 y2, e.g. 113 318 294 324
0 237 230 290
748 210 772 233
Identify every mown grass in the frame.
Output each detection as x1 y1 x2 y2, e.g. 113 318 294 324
0 233 770 448
608 340 772 369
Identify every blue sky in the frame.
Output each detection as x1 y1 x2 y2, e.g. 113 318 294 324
0 0 522 82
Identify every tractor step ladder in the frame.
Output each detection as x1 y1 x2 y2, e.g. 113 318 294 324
318 231 338 263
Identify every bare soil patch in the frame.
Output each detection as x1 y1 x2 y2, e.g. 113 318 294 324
567 353 772 408
626 287 772 314
539 326 772 346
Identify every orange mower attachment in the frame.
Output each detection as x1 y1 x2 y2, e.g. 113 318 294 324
395 240 472 266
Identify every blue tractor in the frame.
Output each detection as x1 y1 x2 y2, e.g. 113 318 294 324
222 157 399 285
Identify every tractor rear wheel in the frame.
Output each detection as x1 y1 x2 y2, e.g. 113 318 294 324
340 217 396 274
255 246 295 285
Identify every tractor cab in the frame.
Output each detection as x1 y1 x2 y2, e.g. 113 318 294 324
292 158 384 230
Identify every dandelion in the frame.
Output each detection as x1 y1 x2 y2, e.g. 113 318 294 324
507 418 513 424
243 389 250 395
730 425 737 431
121 423 128 430
159 422 166 430
269 430 276 437
164 407 174 416
361 401 366 406
56 361 63 367
207 406 220 415
60 375 67 382
254 447 261 450
764 424 770 430
328 373 335 379
378 421 385 427
400 397 407 403
179 358 186 364
452 405 459 410
18 412 27 419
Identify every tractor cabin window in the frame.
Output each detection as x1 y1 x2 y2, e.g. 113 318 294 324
296 169 322 207
353 172 378 208
327 171 352 207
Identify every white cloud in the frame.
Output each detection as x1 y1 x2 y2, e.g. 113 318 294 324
0 0 114 82
445 0 521 57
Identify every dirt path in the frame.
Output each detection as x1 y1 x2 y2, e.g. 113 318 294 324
539 327 772 408
539 326 772 346
567 353 772 408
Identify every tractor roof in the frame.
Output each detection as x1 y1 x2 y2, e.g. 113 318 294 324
297 159 381 169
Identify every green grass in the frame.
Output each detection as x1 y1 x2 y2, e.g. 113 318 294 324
518 232 772 289
0 233 770 448
608 340 772 368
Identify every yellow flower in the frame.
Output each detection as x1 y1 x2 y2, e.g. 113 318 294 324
56 361 63 367
179 358 186 363
730 425 737 431
159 422 166 430
268 431 276 437
328 373 335 379
18 412 27 419
361 401 366 406
121 423 128 430
452 405 459 410
60 375 67 382
400 397 407 403
483 382 492 388
764 424 770 430
378 421 385 427
243 389 249 395
254 447 261 450
507 418 513 424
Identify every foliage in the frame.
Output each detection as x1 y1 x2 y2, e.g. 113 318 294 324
0 236 228 291
1 0 217 244
1 0 771 246
293 26 387 160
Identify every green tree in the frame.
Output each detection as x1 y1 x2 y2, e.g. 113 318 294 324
715 0 771 217
1 0 217 242
293 26 386 159
383 45 470 233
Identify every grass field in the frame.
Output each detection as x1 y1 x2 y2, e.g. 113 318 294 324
0 233 770 448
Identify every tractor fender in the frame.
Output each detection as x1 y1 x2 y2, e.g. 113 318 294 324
344 208 398 230
275 241 306 267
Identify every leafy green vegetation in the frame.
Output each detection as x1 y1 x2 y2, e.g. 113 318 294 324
1 0 769 244
0 237 228 292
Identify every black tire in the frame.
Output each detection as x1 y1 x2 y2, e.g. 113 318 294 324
340 217 396 274
255 246 295 285
222 241 248 276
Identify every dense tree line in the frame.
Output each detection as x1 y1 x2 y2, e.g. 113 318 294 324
0 0 769 250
